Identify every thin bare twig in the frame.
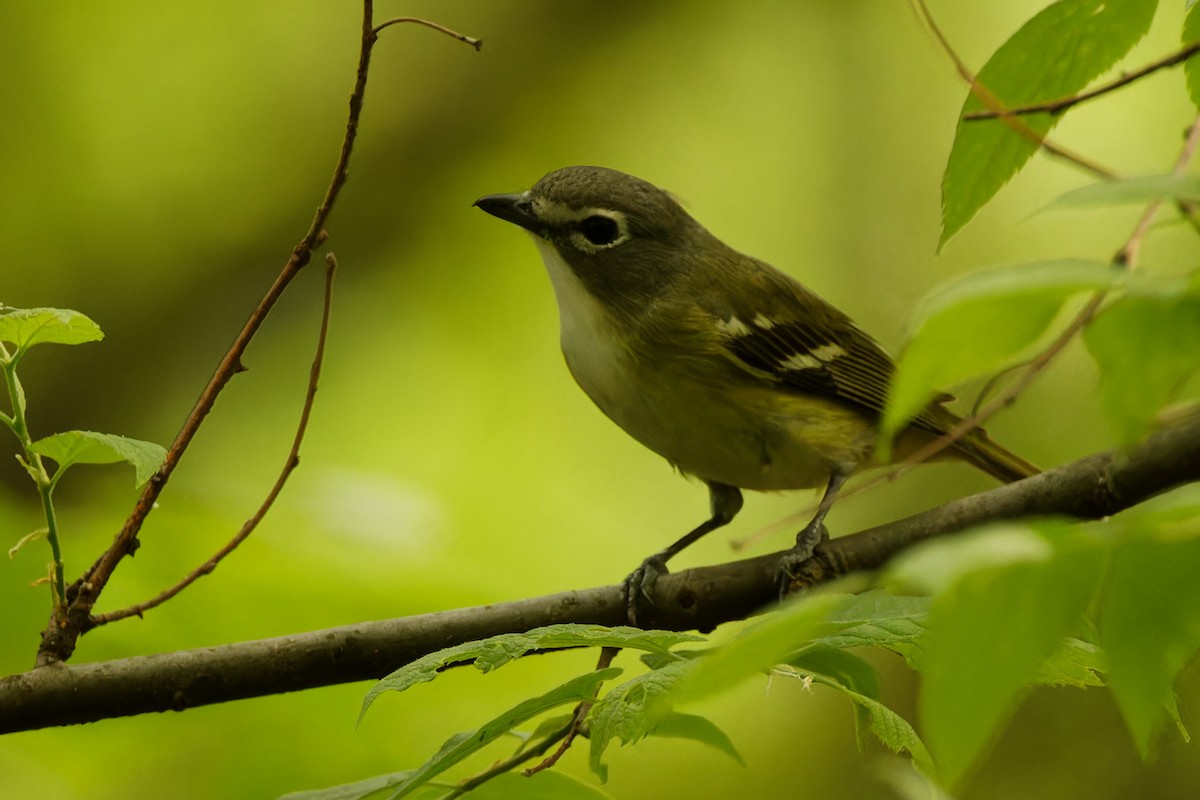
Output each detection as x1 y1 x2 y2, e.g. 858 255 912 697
965 41 1200 121
37 2 481 665
910 0 1116 180
879 111 1200 482
93 254 339 625
1116 114 1200 266
374 16 483 49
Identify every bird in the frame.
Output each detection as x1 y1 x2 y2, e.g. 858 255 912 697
474 165 1037 623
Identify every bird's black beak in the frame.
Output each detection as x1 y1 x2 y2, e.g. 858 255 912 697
473 192 543 235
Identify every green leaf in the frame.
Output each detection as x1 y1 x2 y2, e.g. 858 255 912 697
1084 291 1200 445
1098 536 1200 757
816 592 930 651
361 625 698 721
277 771 415 800
648 712 744 767
588 659 693 781
1039 174 1200 212
1031 637 1105 688
388 668 622 799
30 430 167 486
777 664 934 777
465 771 615 800
0 306 103 357
876 760 957 800
787 646 882 750
669 593 849 706
903 523 1103 786
788 646 881 701
882 260 1120 443
941 0 1158 247
1185 3 1200 110
1120 484 1200 539
884 523 1056 596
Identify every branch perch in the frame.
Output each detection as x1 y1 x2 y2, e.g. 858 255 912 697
3 414 1197 734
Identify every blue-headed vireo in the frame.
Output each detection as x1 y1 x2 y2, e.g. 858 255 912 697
475 166 1037 621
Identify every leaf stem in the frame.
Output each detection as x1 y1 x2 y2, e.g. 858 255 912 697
2 359 67 606
37 479 67 608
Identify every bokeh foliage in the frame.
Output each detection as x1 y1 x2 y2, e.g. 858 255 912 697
2 1 1198 798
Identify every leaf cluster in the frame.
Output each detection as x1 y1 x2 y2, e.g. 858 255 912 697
1 306 165 605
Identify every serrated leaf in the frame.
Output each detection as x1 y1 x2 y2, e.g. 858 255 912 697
911 524 1103 786
361 625 698 721
1098 536 1200 757
1185 4 1200 110
1040 174 1200 213
388 668 622 800
466 770 615 800
1084 292 1200 445
817 593 930 650
1031 637 1106 688
882 259 1120 442
277 770 415 800
30 430 167 486
787 646 883 750
941 0 1158 247
669 593 849 707
588 659 692 781
779 664 934 777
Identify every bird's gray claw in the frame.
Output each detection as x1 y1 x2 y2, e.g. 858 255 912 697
775 522 830 599
622 556 668 627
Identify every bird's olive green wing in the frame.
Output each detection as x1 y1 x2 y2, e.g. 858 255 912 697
705 264 950 436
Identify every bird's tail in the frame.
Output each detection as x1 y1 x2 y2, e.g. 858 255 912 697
955 428 1039 483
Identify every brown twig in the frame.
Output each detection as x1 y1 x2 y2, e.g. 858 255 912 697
1116 114 1200 266
910 0 1116 181
92 254 339 625
374 16 483 49
451 647 619 794
447 725 571 798
964 41 1200 121
880 112 1200 481
525 646 620 776
36 2 481 665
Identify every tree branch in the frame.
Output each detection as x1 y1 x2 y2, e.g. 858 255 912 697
3 414 1198 734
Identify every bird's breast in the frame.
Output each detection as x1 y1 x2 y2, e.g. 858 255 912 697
532 239 870 491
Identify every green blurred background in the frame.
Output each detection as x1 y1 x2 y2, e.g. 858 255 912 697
2 1 1197 797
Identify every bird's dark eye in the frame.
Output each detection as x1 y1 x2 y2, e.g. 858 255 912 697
579 215 620 246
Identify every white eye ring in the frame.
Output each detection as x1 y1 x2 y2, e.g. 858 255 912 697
570 210 630 252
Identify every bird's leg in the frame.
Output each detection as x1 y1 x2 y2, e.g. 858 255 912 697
623 482 743 626
776 469 849 597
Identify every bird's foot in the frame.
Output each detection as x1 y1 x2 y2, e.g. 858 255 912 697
622 555 668 627
775 522 830 599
